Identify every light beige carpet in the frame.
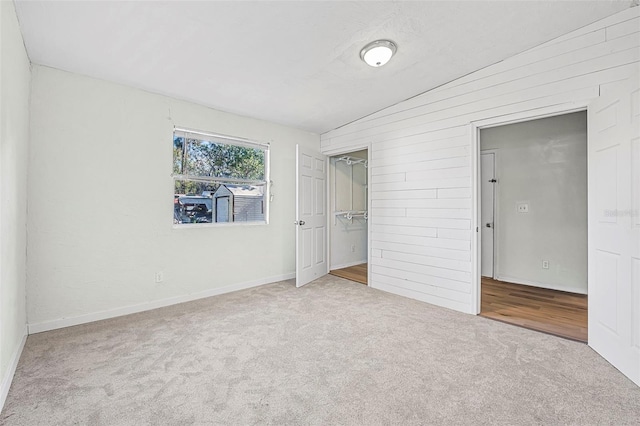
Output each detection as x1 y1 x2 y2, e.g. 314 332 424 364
1 275 639 425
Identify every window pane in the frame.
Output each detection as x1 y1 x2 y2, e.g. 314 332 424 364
172 130 269 226
174 180 266 225
184 138 265 180
174 180 218 224
221 183 266 223
173 137 184 175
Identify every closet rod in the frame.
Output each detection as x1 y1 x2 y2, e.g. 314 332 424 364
336 156 367 167
334 210 368 221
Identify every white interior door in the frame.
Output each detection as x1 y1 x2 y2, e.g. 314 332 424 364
588 74 639 386
480 152 496 278
296 144 328 287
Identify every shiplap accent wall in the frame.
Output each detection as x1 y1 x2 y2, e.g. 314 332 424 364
321 7 640 314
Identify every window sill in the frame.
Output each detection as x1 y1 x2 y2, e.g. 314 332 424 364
172 221 268 229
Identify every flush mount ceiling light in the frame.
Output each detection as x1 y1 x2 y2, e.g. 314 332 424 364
360 39 397 67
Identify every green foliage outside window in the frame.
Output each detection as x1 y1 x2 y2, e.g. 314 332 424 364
173 137 265 181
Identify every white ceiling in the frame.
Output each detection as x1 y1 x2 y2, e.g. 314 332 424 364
14 1 634 134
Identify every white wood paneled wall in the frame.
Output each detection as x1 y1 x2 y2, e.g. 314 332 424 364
321 7 640 314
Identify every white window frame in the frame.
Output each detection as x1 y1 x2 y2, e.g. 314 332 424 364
172 127 271 228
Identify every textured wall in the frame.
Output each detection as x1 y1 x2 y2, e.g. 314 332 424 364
27 66 319 329
0 0 30 407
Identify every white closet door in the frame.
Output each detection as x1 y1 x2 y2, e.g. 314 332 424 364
588 74 639 386
296 145 328 287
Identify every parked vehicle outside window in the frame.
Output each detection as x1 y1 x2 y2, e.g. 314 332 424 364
174 195 213 224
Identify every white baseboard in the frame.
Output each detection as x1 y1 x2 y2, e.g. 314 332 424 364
0 325 28 414
495 274 587 295
330 260 367 270
28 272 295 334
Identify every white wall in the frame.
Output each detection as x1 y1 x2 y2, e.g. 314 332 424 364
481 112 587 294
330 150 368 269
27 66 319 331
321 7 639 314
0 0 30 408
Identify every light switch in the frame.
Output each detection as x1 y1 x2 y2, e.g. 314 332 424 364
517 203 529 213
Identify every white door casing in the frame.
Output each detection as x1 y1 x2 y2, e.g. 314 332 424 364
480 152 496 278
588 74 640 386
296 144 328 287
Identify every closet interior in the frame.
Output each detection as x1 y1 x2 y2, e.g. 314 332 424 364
329 149 368 285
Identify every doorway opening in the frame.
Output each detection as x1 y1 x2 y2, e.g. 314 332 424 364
478 111 588 342
328 149 368 285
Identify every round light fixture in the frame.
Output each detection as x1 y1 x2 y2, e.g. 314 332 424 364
360 40 397 67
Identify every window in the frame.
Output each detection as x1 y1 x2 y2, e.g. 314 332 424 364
172 128 269 225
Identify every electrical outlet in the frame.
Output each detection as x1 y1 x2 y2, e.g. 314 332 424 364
351 244 356 253
155 272 164 283
542 260 549 269
517 202 529 213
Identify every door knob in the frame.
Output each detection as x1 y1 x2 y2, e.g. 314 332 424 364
486 223 492 228
294 220 305 226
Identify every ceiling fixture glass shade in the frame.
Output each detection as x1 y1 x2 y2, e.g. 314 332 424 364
360 40 397 67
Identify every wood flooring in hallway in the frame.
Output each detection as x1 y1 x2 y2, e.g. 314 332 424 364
480 277 588 343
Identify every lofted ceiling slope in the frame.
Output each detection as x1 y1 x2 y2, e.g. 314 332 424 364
14 1 635 134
